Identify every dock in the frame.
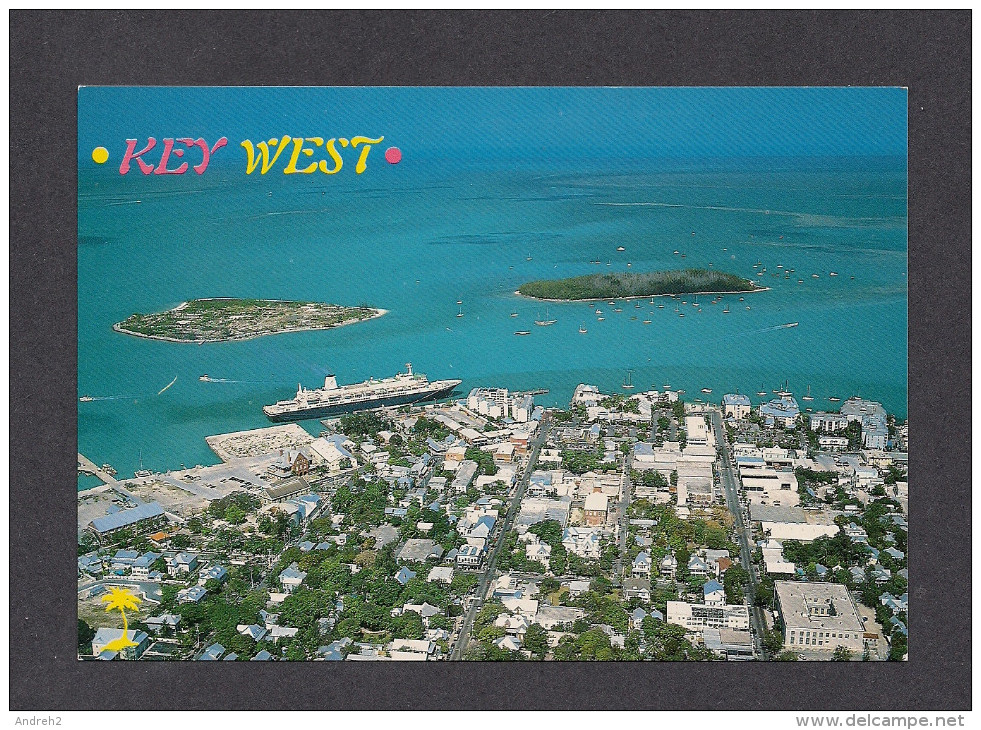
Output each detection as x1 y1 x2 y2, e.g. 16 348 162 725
77 453 118 485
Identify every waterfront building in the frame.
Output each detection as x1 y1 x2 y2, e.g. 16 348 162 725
89 501 166 539
722 394 752 420
809 412 849 433
759 396 800 428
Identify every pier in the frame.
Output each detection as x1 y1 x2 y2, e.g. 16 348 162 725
77 453 117 485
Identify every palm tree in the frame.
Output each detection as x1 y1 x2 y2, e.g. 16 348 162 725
100 586 142 653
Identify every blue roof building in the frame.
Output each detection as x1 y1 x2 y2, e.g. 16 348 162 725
90 502 165 535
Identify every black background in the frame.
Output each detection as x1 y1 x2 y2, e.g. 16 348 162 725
9 10 971 710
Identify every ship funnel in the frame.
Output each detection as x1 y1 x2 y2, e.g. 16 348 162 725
406 362 413 376
324 374 338 390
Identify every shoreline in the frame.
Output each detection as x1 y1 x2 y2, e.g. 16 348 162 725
112 306 388 344
512 287 770 303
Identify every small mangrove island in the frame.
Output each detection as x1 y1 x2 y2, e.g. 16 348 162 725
113 298 386 343
517 268 763 301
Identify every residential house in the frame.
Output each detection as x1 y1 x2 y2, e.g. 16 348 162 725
622 578 651 602
631 551 652 577
279 563 307 593
92 628 150 660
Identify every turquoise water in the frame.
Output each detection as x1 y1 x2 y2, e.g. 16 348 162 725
78 156 907 480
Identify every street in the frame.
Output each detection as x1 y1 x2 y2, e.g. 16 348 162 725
710 409 770 659
449 415 553 660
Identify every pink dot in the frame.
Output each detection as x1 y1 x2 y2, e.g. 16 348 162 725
385 147 402 164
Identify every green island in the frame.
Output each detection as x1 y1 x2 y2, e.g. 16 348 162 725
516 268 763 301
113 298 386 343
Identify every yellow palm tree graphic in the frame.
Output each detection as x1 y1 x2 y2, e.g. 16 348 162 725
100 586 142 653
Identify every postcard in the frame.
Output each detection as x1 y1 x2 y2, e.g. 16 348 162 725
77 86 908 662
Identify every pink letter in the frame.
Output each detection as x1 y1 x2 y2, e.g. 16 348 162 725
119 138 157 175
178 137 228 175
154 138 189 175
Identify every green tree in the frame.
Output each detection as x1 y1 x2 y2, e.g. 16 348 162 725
523 623 548 659
78 619 96 652
831 646 853 661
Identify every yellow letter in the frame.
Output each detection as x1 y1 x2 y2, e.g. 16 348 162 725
283 137 323 175
350 136 384 174
318 139 344 175
240 136 291 175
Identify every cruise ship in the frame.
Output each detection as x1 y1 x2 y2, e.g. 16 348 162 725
262 363 462 422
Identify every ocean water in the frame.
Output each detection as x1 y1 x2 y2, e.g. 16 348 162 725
78 155 907 480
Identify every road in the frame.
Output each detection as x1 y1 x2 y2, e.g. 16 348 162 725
710 409 769 659
449 415 553 660
612 450 632 581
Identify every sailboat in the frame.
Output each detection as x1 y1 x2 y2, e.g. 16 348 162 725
622 371 635 390
534 307 556 326
510 310 518 318
579 323 588 334
802 385 814 402
723 303 730 313
135 449 151 478
757 383 768 397
456 306 464 318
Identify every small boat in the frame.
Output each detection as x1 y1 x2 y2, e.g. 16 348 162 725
608 301 616 306
79 395 95 402
812 274 820 279
199 375 211 382
679 313 685 318
650 298 655 304
701 388 712 394
757 384 767 396
828 396 841 402
643 319 652 324
595 309 603 314
510 310 518 318
616 246 626 252
798 279 804 284
681 254 686 258
777 264 784 269
456 299 463 305
101 464 116 476
657 304 665 309
579 324 588 334
745 306 751 310
635 302 641 308
723 304 730 313
135 470 152 478
614 308 622 313
622 371 635 390
739 297 744 301
456 306 464 318
526 254 532 261
630 315 638 321
673 250 680 255
802 386 814 401
514 330 531 336
829 272 839 277
597 316 605 321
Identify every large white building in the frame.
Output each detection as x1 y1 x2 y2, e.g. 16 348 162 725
774 580 866 654
667 601 750 631
684 415 711 446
